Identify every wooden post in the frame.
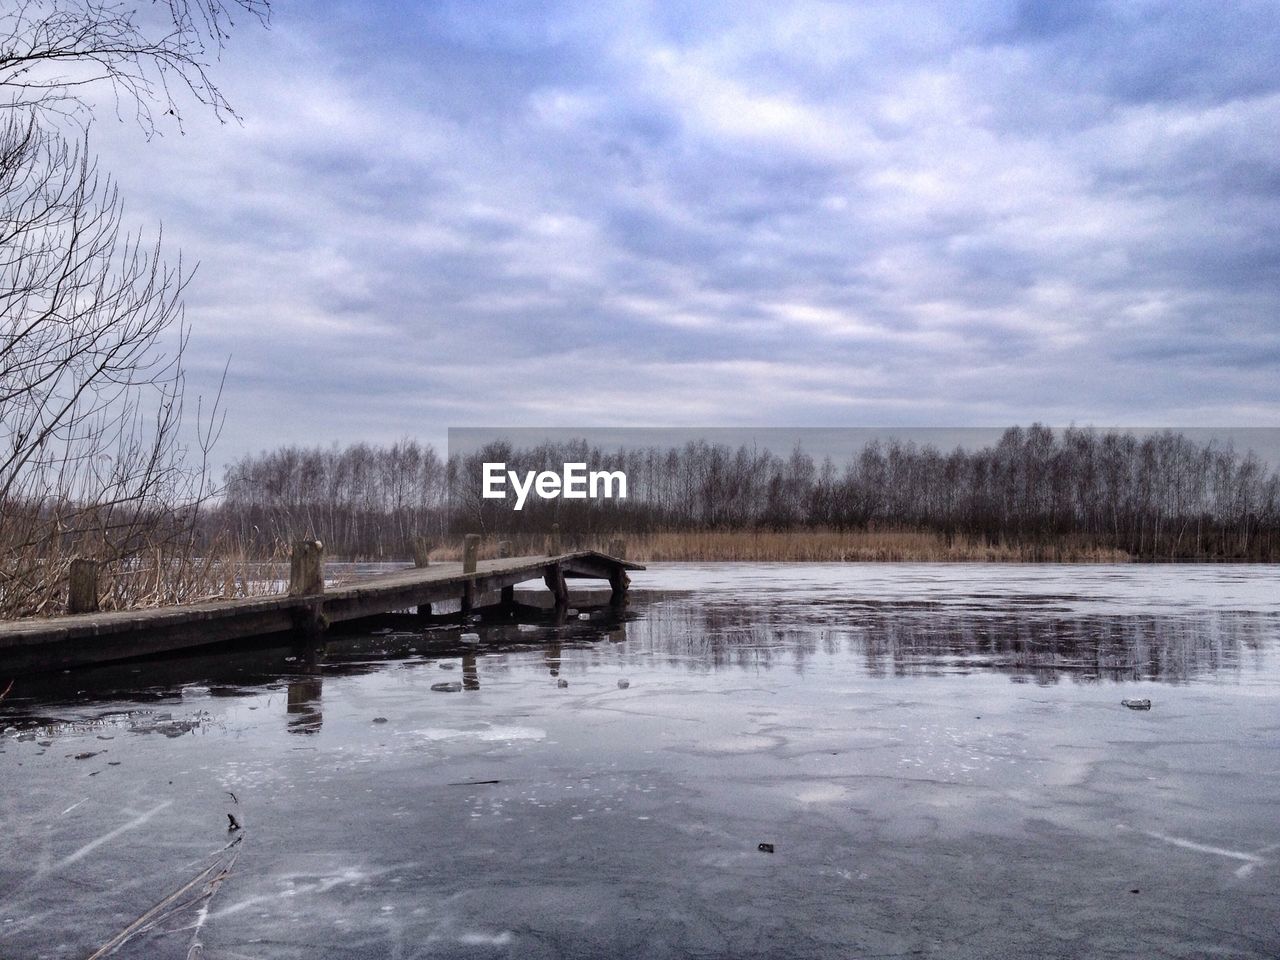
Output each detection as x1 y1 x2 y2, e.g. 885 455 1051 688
547 523 560 557
499 539 515 609
608 537 627 560
543 563 568 608
609 565 631 607
413 534 433 617
293 597 328 639
497 541 514 609
412 536 432 568
460 533 480 615
67 558 100 614
288 540 327 639
289 540 325 596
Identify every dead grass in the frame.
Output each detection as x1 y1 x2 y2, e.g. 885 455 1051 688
0 539 294 620
622 529 1131 563
98 540 293 609
427 529 1131 563
2 528 1130 620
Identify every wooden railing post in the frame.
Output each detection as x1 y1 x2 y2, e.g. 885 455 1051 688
412 536 432 568
289 540 327 639
459 534 481 615
413 536 433 618
289 540 325 597
547 523 560 557
497 540 512 559
462 534 480 575
67 558 100 614
608 537 627 560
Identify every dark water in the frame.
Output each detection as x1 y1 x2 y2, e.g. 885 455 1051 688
1 564 1278 959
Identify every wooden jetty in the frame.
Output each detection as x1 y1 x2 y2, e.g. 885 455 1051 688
0 543 643 675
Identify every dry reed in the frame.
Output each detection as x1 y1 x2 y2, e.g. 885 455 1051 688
426 528 1131 563
3 528 1129 621
621 528 1131 563
98 540 292 610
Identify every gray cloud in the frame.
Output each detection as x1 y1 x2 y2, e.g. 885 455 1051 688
82 0 1280 461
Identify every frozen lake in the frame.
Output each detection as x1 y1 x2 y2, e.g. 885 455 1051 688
2 563 1278 958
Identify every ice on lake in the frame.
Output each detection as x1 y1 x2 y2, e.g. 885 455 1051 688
1 563 1278 958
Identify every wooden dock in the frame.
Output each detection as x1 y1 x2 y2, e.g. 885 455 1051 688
0 548 644 675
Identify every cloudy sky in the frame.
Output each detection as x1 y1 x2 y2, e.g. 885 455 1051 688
93 0 1280 459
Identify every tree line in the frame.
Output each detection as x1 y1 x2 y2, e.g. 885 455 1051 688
218 426 1280 561
217 440 450 558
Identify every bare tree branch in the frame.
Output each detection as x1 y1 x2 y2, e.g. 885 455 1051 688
0 1 269 617
0 0 269 134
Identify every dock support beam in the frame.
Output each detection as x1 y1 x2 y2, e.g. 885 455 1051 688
543 563 568 608
497 541 515 609
609 564 630 606
293 599 327 638
68 558 100 614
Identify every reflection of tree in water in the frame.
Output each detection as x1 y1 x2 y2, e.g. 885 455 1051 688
622 593 1271 684
615 600 794 673
852 612 1267 684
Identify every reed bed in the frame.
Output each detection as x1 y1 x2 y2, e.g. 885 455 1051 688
3 528 1129 621
98 541 293 610
426 529 1131 564
0 540 295 620
621 529 1131 563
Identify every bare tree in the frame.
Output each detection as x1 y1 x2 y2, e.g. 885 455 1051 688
1 0 267 616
